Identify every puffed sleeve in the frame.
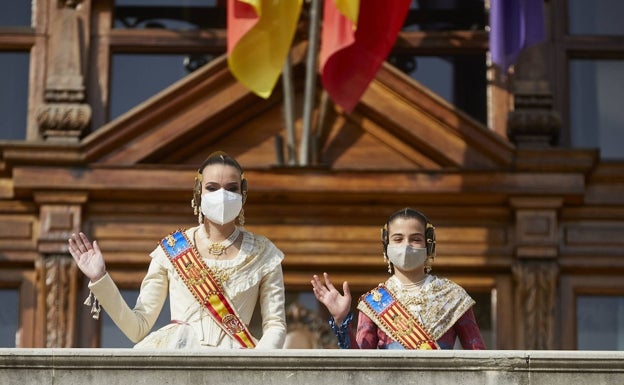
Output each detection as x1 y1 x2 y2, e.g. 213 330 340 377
254 263 287 349
88 258 169 343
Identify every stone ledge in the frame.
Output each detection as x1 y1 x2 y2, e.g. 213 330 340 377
1 349 623 385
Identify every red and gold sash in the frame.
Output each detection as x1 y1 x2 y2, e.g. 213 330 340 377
358 284 439 350
160 229 256 348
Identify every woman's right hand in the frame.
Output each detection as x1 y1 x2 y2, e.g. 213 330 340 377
311 272 352 324
68 232 107 283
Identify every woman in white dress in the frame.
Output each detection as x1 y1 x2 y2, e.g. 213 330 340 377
68 151 286 349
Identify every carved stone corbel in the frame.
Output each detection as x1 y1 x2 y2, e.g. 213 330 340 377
36 1 91 142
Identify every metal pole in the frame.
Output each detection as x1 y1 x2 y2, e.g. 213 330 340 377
299 0 321 166
314 90 330 164
282 53 297 165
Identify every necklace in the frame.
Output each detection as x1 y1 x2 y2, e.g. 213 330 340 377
401 276 427 289
207 227 241 256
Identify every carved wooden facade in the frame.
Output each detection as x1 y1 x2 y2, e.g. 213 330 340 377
1 0 623 350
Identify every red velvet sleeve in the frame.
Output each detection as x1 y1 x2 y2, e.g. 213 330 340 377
428 307 486 349
355 311 380 349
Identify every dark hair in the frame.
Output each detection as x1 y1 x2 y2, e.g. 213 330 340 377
192 151 247 211
381 207 436 258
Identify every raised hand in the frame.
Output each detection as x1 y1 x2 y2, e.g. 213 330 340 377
311 272 352 324
68 232 106 282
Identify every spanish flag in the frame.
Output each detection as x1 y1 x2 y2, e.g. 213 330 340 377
227 0 303 98
320 0 411 113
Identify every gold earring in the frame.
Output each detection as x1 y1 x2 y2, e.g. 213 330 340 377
191 197 203 225
383 253 392 274
425 257 433 274
237 208 245 226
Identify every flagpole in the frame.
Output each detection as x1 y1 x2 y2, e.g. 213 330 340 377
282 53 297 165
299 0 321 166
314 90 330 164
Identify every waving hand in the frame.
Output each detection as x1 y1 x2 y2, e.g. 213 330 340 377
68 232 106 282
311 272 352 324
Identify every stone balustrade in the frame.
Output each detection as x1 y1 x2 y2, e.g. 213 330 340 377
1 349 623 385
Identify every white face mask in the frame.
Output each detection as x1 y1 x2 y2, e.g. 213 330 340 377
200 188 242 225
386 245 427 271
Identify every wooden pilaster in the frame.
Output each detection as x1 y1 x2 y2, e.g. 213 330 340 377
34 191 87 347
510 197 562 350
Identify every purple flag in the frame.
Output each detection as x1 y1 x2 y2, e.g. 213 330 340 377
490 0 546 71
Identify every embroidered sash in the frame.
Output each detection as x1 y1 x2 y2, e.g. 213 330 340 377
160 229 256 348
358 284 439 350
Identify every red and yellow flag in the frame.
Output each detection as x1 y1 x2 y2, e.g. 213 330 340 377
320 0 411 113
227 0 303 98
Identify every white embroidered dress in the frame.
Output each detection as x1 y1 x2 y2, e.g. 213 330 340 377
88 226 286 349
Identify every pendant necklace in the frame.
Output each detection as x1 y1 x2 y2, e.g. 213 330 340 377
207 227 241 257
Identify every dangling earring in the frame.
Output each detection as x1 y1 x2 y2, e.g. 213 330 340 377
384 253 393 274
192 173 204 225
425 257 433 274
191 197 203 225
237 208 245 226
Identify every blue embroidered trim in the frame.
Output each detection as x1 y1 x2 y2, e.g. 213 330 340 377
329 312 354 349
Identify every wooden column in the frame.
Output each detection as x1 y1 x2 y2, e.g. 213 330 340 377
34 192 87 348
510 197 562 350
35 0 92 142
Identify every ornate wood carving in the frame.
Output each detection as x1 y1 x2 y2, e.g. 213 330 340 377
35 193 86 347
511 198 562 349
41 254 78 348
507 83 561 148
512 261 559 349
36 1 91 142
507 44 561 147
